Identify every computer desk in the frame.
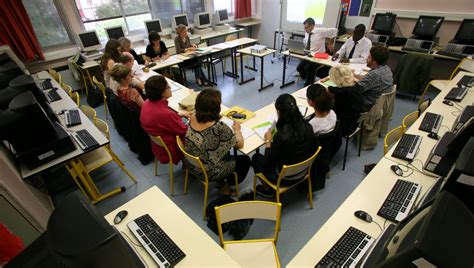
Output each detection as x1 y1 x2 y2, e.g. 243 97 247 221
104 186 241 267
385 71 474 168
287 71 473 267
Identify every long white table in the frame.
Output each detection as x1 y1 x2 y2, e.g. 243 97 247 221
104 186 241 267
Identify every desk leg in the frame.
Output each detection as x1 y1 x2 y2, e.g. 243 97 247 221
179 64 187 87
239 53 255 85
245 54 257 71
259 56 274 91
280 54 295 89
224 48 238 79
207 54 217 86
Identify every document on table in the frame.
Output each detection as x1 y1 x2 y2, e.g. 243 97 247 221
136 71 156 82
252 121 275 140
37 71 49 80
170 81 181 92
221 117 254 139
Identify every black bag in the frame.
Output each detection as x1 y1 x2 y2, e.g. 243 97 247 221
229 191 255 240
86 85 104 108
206 196 235 235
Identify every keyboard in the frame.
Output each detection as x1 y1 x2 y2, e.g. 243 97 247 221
401 47 430 53
71 129 99 150
377 179 421 222
419 112 443 133
436 50 465 59
41 79 53 90
46 88 62 102
127 214 185 268
457 75 474 88
64 109 81 127
444 86 468 102
315 227 375 268
391 134 422 161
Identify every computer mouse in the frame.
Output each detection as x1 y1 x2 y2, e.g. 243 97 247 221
113 210 128 224
390 165 404 176
354 210 372 223
428 132 439 140
442 100 453 106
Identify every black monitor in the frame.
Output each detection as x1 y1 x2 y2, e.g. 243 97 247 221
144 19 162 34
448 117 473 155
412 16 444 40
362 191 473 267
372 13 397 35
453 19 474 45
7 191 145 267
218 9 229 22
105 26 125 40
175 14 189 27
77 31 101 52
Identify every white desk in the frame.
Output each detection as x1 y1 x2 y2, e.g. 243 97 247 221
104 186 241 267
236 47 276 91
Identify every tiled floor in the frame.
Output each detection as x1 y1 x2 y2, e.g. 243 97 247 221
51 55 426 266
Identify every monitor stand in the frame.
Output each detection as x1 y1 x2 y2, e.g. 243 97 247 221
212 24 230 32
194 27 213 35
81 50 103 61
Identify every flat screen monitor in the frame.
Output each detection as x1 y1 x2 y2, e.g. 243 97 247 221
371 13 397 35
195 12 211 28
78 30 101 52
362 191 473 267
105 26 125 40
144 19 162 34
173 14 189 30
412 16 444 40
216 9 229 24
453 19 474 45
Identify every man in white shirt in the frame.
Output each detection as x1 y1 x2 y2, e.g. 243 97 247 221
296 18 338 87
332 24 372 64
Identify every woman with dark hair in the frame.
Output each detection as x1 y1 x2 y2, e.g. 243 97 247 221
174 24 208 87
306 83 337 134
184 88 250 195
110 64 144 110
140 75 189 164
145 31 169 62
100 39 122 87
252 94 317 197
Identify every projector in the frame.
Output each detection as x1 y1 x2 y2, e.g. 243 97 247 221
250 45 267 54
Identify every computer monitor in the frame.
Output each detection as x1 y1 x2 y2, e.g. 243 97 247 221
412 16 444 40
362 191 473 267
105 26 125 40
144 19 162 34
194 12 211 29
453 19 474 45
172 14 189 30
77 30 101 52
214 9 229 25
448 117 474 155
371 13 397 35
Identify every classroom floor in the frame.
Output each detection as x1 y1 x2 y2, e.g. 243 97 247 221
48 55 428 266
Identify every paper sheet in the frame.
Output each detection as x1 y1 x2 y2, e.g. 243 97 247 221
252 121 273 139
221 117 254 139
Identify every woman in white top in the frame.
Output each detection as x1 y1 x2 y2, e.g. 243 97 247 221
306 83 337 134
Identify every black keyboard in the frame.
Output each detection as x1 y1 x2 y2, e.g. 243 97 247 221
72 129 99 150
391 134 422 161
419 112 443 133
315 227 374 268
127 214 185 268
445 86 468 102
436 50 465 59
457 75 474 88
47 88 62 102
401 47 430 53
42 79 53 90
65 109 81 127
377 179 421 222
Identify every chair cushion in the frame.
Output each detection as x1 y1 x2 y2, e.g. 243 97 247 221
225 241 279 268
79 148 113 172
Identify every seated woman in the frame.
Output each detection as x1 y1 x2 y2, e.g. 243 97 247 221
184 88 250 195
118 37 145 65
174 24 208 87
108 52 145 95
145 31 169 62
323 65 364 136
140 75 189 164
252 94 317 197
306 83 337 134
110 64 144 110
100 39 122 87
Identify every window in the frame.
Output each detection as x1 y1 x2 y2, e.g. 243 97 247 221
182 0 206 24
22 0 72 48
149 0 205 27
213 0 234 16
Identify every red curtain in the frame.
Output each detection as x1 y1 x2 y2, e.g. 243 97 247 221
0 0 44 62
235 0 252 19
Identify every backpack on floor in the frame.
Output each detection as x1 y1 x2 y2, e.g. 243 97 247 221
229 191 255 240
206 196 235 235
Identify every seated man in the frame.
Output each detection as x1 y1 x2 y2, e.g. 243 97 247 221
296 17 337 87
355 45 393 111
332 24 372 64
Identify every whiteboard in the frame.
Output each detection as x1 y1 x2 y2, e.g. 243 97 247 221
281 0 341 32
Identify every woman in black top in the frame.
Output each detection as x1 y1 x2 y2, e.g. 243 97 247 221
252 94 317 197
145 31 169 61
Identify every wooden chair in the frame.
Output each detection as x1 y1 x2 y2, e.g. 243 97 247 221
253 146 322 209
92 76 109 119
81 105 97 123
384 126 403 155
149 135 176 196
71 91 80 106
215 201 282 267
48 68 62 85
402 111 419 133
176 136 239 220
